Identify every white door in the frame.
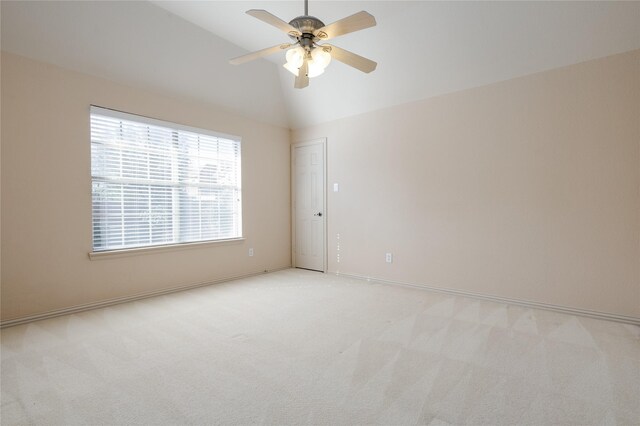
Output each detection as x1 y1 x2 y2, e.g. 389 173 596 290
293 140 325 272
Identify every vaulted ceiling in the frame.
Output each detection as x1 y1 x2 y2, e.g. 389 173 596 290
2 1 640 129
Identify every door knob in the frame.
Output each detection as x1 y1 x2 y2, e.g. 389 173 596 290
314 212 323 217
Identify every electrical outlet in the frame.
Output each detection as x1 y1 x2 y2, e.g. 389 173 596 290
248 248 254 257
333 183 339 192
385 253 393 263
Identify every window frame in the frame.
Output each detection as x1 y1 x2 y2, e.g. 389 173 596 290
88 105 243 259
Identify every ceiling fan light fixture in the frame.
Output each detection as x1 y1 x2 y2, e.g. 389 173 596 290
229 1 377 88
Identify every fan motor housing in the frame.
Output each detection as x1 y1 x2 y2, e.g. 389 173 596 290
289 15 325 40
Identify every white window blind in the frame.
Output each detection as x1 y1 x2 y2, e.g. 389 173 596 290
90 106 242 252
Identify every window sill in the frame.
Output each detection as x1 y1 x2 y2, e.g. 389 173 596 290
88 238 245 260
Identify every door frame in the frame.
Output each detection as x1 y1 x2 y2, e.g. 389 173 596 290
291 138 327 272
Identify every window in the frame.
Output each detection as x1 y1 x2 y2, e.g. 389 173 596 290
90 106 242 252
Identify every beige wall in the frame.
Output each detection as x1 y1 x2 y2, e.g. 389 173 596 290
1 52 291 321
293 50 640 318
3 49 639 322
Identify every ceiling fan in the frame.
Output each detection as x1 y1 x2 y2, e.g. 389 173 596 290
229 0 377 89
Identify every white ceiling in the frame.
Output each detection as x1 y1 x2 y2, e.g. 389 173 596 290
0 1 290 127
3 1 640 129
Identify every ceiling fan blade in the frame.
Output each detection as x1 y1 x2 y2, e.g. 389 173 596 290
229 44 293 65
313 11 376 41
247 10 302 37
322 44 377 73
295 60 309 89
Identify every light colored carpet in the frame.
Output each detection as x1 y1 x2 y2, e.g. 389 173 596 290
1 268 639 425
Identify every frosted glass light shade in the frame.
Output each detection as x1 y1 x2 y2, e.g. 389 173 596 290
285 47 305 68
307 59 325 78
311 48 332 68
283 61 299 76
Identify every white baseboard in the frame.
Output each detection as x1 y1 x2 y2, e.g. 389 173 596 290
335 272 640 326
0 266 291 328
4 267 637 328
